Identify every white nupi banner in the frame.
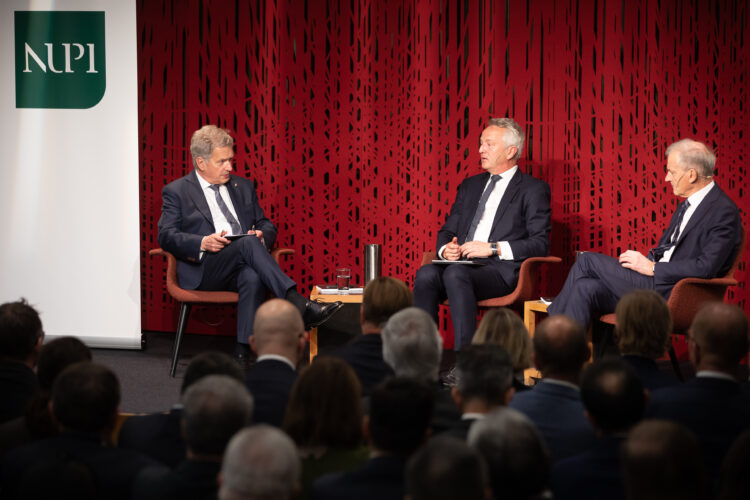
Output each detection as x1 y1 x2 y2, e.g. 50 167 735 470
0 0 141 348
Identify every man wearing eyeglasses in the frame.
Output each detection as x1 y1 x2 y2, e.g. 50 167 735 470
158 125 341 366
548 138 742 331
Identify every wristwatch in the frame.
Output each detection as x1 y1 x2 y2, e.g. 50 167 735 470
490 242 498 256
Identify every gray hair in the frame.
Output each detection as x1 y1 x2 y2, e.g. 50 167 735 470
487 117 525 161
190 125 234 169
381 307 443 381
182 375 254 456
468 407 551 499
219 425 300 500
665 138 716 177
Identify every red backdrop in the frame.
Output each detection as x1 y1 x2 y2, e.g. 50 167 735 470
139 0 749 342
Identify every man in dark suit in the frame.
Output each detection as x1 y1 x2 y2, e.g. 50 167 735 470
132 374 254 500
1 363 161 500
244 299 305 427
0 299 42 424
414 117 551 349
311 377 433 500
550 359 646 500
333 277 412 396
646 302 750 486
158 125 341 363
548 139 742 331
509 315 597 462
118 351 243 467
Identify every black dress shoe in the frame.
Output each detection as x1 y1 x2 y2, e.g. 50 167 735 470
233 343 256 368
303 300 344 329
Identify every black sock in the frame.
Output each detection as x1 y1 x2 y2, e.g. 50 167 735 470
285 288 308 313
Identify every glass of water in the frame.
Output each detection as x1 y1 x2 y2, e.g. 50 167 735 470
336 267 351 294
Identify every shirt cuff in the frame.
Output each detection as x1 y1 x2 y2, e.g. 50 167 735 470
498 241 513 261
437 244 448 260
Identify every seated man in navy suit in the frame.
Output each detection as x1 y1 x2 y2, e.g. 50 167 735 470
414 117 551 349
245 299 305 427
158 125 342 364
548 138 742 331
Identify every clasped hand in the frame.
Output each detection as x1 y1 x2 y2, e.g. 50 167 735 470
618 249 654 276
201 229 264 253
443 237 493 260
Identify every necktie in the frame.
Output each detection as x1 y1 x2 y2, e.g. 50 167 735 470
210 184 242 235
466 174 502 241
648 200 690 262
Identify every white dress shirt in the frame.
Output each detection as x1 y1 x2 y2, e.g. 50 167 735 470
195 172 242 235
661 181 714 262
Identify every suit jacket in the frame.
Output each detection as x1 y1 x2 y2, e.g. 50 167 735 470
117 407 185 467
333 334 394 397
436 170 551 288
1 431 161 500
132 459 220 500
621 355 679 392
652 184 742 298
244 358 297 427
509 380 597 462
310 454 407 500
550 435 625 500
0 361 38 425
647 376 750 481
157 171 277 289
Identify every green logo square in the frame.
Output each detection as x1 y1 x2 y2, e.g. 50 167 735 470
15 11 106 109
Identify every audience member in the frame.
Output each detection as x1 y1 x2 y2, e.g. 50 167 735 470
311 377 434 500
468 407 551 500
0 337 91 461
283 357 369 498
118 351 243 467
333 277 411 395
1 362 160 500
718 430 750 500
0 299 43 424
245 298 306 426
381 307 461 433
615 290 679 390
443 344 514 440
509 315 597 461
405 435 490 500
471 307 533 392
647 302 750 486
621 420 706 500
219 425 300 500
550 359 646 500
133 375 254 500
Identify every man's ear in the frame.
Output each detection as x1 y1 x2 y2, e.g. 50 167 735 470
362 415 371 443
505 145 518 160
451 387 463 408
195 156 206 172
503 387 516 405
249 336 258 355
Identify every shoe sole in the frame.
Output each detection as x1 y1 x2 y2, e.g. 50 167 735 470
306 302 345 329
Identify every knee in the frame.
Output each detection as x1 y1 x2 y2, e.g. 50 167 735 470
237 267 262 289
442 265 471 287
415 265 441 288
238 234 265 253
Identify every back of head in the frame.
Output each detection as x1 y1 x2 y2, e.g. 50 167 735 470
665 138 716 178
472 308 532 371
182 374 254 457
468 407 550 500
690 302 748 373
252 299 304 356
580 359 645 433
52 362 119 434
362 277 413 327
220 425 300 500
455 344 514 406
369 377 434 454
381 307 443 381
406 436 488 500
719 429 750 500
283 357 362 448
533 315 588 377
615 290 672 359
623 420 705 500
0 298 43 362
36 337 92 391
182 351 244 395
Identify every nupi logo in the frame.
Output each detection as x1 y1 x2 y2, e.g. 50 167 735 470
15 11 106 109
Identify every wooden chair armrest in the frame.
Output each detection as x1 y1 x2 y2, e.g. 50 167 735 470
421 251 438 266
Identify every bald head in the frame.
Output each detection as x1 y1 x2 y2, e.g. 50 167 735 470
533 315 589 379
252 299 304 360
690 302 748 373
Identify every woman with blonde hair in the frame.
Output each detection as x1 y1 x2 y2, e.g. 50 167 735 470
471 308 533 391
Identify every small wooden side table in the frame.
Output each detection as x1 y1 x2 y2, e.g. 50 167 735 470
308 288 363 362
523 300 549 383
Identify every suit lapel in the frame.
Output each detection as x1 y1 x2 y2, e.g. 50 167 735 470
489 170 522 236
673 184 719 246
460 173 490 241
187 171 214 228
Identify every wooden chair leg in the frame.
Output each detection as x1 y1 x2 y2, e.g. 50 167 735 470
170 303 192 378
668 344 684 382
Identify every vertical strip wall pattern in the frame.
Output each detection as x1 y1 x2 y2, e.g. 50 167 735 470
139 0 748 338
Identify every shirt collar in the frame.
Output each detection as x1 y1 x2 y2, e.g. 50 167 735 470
195 170 219 191
257 354 296 370
541 378 580 391
696 370 736 382
685 180 714 208
490 165 519 181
